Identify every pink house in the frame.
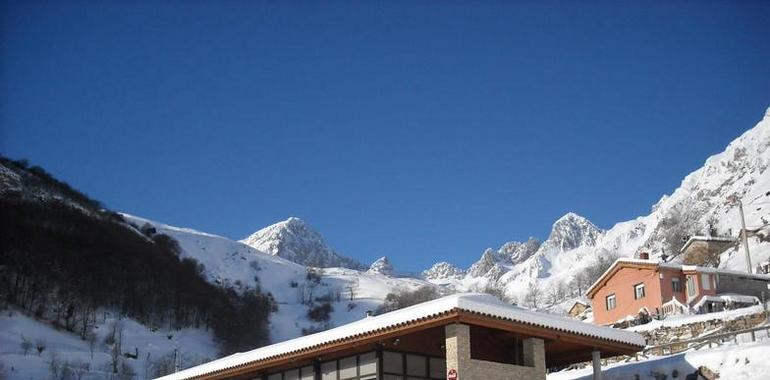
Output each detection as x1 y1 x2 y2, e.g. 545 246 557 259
586 258 770 326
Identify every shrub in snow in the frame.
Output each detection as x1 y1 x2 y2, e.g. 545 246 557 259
20 334 32 355
35 338 46 356
307 301 333 322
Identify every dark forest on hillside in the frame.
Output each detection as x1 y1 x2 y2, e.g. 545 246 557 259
0 157 275 357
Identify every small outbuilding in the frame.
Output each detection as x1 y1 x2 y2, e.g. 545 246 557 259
567 299 591 319
157 293 644 380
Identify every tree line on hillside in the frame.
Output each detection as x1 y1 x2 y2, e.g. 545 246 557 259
0 193 274 357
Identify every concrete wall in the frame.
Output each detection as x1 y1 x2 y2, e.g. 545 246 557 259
444 324 545 380
716 274 770 301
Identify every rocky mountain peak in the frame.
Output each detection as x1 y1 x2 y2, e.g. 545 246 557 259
500 237 541 265
547 212 602 251
240 217 364 270
468 248 498 277
367 256 394 276
422 262 464 281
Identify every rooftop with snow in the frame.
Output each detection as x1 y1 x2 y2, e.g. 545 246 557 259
158 293 644 380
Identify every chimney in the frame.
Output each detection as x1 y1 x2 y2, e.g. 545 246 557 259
639 251 649 260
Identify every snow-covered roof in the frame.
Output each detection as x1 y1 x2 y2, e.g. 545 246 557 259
158 293 644 380
680 235 736 254
570 297 590 307
693 294 760 310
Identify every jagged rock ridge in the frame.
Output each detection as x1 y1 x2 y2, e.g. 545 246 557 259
368 256 394 276
240 217 365 270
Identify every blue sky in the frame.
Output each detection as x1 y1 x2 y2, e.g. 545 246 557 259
2 1 769 272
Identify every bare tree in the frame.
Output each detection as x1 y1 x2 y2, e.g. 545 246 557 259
20 334 32 355
523 282 542 310
108 321 125 375
86 330 97 359
546 282 567 308
345 279 359 301
72 360 89 380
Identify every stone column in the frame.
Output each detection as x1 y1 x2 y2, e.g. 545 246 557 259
522 337 546 373
592 350 602 380
444 323 471 377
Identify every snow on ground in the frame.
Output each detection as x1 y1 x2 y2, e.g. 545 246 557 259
627 305 766 332
0 309 216 380
122 214 431 343
548 340 770 380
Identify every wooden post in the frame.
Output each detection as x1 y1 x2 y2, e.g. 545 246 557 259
592 350 602 380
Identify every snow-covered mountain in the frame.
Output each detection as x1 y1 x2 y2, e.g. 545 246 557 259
425 107 770 305
3 105 770 378
367 256 394 276
124 215 428 343
240 217 365 270
422 262 465 282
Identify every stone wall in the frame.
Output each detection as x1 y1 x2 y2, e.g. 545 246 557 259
640 310 767 346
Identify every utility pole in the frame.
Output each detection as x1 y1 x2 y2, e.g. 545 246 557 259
728 196 753 274
737 199 753 273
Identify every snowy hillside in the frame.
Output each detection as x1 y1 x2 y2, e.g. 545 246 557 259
240 217 365 270
0 310 217 380
123 214 429 343
0 210 430 380
425 107 770 304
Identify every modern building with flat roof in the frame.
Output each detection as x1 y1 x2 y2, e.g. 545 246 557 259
157 293 644 380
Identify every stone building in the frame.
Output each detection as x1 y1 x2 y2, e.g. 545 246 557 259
157 294 644 380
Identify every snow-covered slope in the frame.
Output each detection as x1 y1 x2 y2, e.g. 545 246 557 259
425 107 770 304
123 214 429 343
0 309 217 380
240 217 365 270
367 256 394 276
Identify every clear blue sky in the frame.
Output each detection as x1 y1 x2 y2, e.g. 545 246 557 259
2 1 769 272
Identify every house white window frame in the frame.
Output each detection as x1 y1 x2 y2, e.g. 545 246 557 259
605 293 616 310
686 275 697 297
634 283 646 300
701 273 711 290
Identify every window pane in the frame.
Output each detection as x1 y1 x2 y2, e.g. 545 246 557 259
339 356 357 379
384 351 403 374
285 369 299 380
406 354 426 376
701 274 711 290
301 366 314 380
268 374 282 380
321 361 337 380
606 294 616 310
359 352 378 375
429 357 445 378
